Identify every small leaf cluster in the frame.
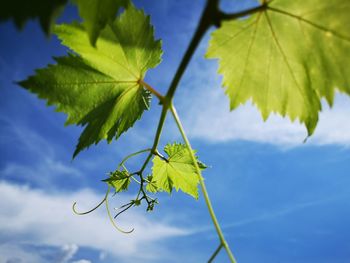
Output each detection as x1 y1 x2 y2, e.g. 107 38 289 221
103 143 206 218
152 143 206 199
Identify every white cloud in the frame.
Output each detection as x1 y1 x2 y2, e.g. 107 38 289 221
0 181 188 263
0 243 90 263
178 56 350 147
56 244 79 263
0 244 43 263
2 157 82 188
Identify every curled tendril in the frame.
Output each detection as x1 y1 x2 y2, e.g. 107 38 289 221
105 188 134 234
72 194 107 215
72 186 134 234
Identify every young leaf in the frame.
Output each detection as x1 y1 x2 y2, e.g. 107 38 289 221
74 0 128 46
103 170 131 192
19 4 162 157
206 0 350 136
151 143 206 199
0 0 67 35
146 175 158 193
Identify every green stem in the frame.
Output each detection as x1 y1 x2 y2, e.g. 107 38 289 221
139 106 168 173
135 0 267 260
166 0 219 100
170 104 237 263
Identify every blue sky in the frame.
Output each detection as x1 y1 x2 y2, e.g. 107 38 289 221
1 0 350 262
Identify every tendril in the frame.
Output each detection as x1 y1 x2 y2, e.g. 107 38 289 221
114 201 135 219
121 164 129 172
72 193 107 215
105 186 134 234
131 176 141 184
117 148 152 170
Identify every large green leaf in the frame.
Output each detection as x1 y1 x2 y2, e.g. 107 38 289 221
75 0 128 46
151 143 205 199
0 0 67 35
207 0 350 135
19 4 162 157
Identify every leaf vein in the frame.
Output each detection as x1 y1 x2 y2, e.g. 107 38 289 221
268 6 350 44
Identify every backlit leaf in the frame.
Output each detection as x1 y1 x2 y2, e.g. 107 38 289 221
75 0 128 46
0 0 67 35
19 4 162 157
207 0 350 135
146 175 158 193
103 170 131 192
151 143 206 199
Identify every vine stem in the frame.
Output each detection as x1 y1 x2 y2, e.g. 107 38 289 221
139 105 168 173
170 104 237 263
133 0 267 260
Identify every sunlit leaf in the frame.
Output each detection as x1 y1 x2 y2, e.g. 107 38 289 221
103 170 131 192
151 143 206 199
75 0 128 46
19 4 162 157
207 0 350 135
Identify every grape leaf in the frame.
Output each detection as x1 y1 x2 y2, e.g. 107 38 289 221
103 170 131 192
0 0 67 35
19 4 162 157
151 143 205 199
206 0 350 135
75 0 128 46
146 175 158 193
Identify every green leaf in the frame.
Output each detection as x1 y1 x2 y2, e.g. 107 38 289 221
103 170 131 192
206 0 350 135
74 0 128 46
19 4 162 157
0 0 67 35
151 143 205 199
146 175 158 193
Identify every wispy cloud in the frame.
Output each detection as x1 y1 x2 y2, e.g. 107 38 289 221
0 243 44 263
192 195 346 236
0 243 94 263
0 117 82 188
221 195 345 229
0 181 189 263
